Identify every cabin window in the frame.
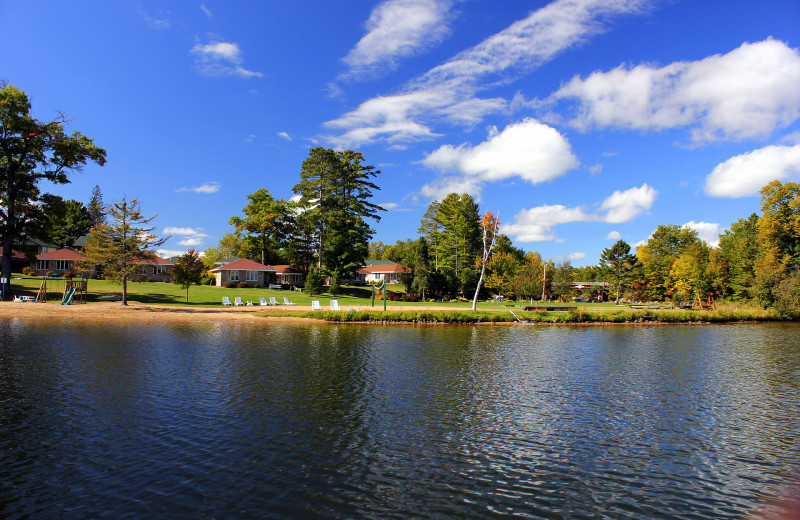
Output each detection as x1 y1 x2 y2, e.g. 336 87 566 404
56 260 69 271
246 271 258 282
37 260 47 271
229 271 239 282
154 265 166 275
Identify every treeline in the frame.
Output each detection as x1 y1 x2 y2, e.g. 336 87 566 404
369 180 800 316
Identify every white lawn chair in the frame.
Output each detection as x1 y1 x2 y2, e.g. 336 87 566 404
348 304 360 311
311 300 321 311
259 297 269 306
330 300 341 311
234 296 244 306
283 297 297 306
269 296 279 306
222 296 232 306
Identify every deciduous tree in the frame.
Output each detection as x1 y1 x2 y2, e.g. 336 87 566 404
172 249 205 302
0 83 106 295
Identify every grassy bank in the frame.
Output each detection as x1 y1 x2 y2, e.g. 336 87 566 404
262 306 783 324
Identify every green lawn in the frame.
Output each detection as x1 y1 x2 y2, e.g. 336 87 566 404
7 276 775 323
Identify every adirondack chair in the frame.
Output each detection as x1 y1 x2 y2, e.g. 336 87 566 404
283 297 297 306
330 300 341 311
222 296 233 306
311 300 321 311
348 304 360 311
234 296 244 306
259 297 269 306
269 296 279 306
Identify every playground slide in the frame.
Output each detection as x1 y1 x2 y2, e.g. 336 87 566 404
61 287 77 305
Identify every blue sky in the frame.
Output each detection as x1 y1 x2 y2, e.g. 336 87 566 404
2 0 799 265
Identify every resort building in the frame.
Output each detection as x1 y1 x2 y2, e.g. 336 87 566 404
264 265 304 287
211 258 276 287
34 248 87 276
130 255 175 282
356 263 411 285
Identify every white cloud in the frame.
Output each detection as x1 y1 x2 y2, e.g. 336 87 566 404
502 204 594 242
502 183 657 243
163 227 208 238
190 39 263 78
598 183 657 223
176 182 221 194
569 252 587 260
324 0 652 147
550 39 800 144
704 144 800 197
178 238 204 246
682 221 721 248
200 4 212 18
277 131 291 141
421 118 579 184
605 231 622 240
782 131 800 145
419 176 485 202
342 0 453 80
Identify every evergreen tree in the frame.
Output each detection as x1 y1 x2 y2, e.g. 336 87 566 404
599 239 638 303
304 267 324 295
39 194 92 248
87 184 105 227
78 198 166 306
718 214 759 299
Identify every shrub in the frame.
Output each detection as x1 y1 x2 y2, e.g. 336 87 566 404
252 283 260 288
505 292 516 301
22 266 32 276
45 271 55 278
64 270 76 279
222 281 236 288
201 273 216 285
237 281 249 288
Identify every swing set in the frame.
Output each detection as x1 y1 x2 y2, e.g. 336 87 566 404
34 276 89 304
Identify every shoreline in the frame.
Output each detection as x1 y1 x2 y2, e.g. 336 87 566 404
0 301 788 326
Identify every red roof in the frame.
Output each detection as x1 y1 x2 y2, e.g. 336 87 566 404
36 248 86 261
0 247 28 260
357 263 410 274
211 258 276 272
132 255 174 265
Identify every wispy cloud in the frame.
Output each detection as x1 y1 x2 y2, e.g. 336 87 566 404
341 0 454 81
176 182 221 194
379 202 413 212
605 231 622 240
138 5 171 30
277 131 292 141
163 227 209 238
705 144 800 197
502 183 657 243
548 38 800 144
190 38 263 78
419 118 579 200
324 0 653 147
200 3 212 18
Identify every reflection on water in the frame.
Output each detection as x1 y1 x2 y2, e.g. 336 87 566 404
1 320 799 518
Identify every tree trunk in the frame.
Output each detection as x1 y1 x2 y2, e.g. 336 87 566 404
471 265 486 311
186 286 189 303
122 275 128 306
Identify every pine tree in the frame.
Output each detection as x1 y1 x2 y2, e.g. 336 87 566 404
87 184 105 227
599 239 638 303
79 198 166 306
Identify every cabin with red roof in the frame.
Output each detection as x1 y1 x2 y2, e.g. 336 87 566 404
356 263 410 285
264 265 304 287
34 248 87 276
210 258 276 287
130 255 175 282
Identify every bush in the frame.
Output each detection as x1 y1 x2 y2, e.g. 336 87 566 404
64 270 76 279
505 292 516 301
237 281 249 288
774 269 800 318
252 283 260 288
305 268 324 295
22 266 32 276
222 281 236 288
45 271 55 278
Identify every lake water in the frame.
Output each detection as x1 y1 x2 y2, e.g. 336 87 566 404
1 319 799 519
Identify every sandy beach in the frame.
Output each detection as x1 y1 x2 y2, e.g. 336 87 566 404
0 301 454 324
